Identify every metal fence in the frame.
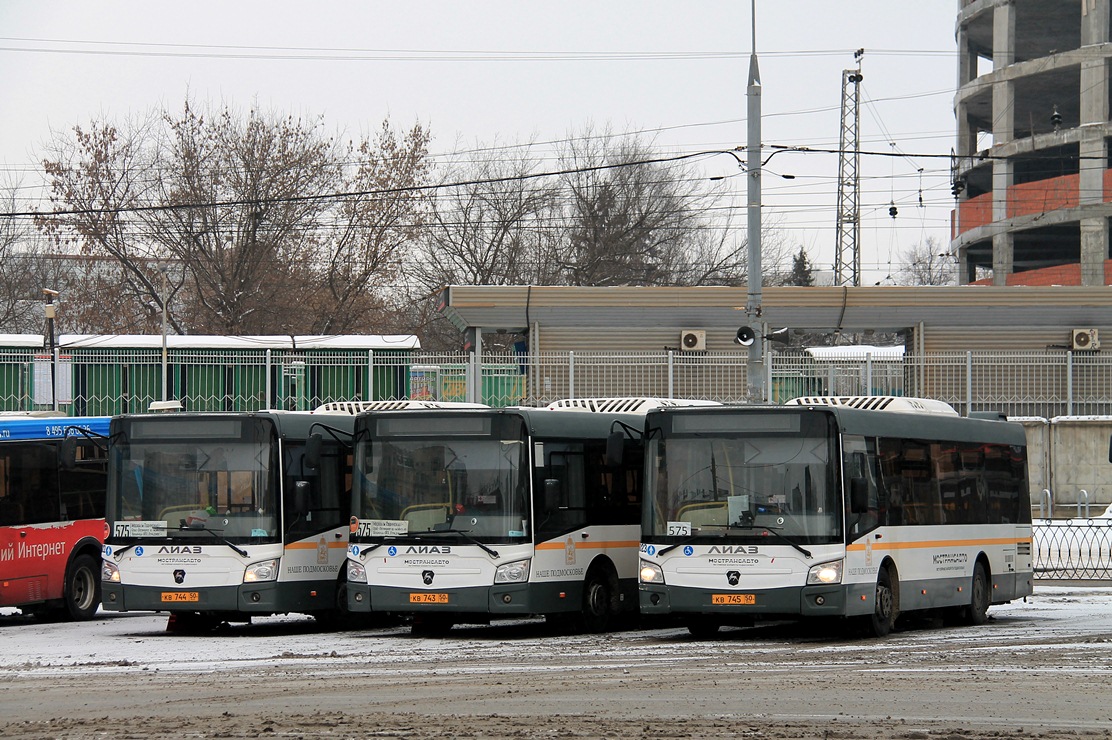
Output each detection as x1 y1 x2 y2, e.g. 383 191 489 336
5 346 1112 417
6 341 1111 578
1033 520 1112 579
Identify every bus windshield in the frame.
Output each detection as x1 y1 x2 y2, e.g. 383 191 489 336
354 432 529 542
643 412 841 545
108 416 279 543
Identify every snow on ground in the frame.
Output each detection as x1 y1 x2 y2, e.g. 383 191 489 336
3 584 1111 676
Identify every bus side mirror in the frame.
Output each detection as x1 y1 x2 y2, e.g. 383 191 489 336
849 477 869 514
1108 435 1111 463
605 431 625 467
59 437 78 470
294 480 311 515
305 434 323 469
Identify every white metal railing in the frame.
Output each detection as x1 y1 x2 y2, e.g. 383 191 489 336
3 347 1111 418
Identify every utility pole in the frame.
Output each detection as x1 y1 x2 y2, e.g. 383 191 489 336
43 288 59 411
834 50 864 287
745 0 765 401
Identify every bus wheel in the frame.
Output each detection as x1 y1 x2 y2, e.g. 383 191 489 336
315 578 358 631
168 612 222 633
411 615 454 636
64 553 101 621
686 617 721 639
581 569 618 633
866 567 896 637
966 562 991 626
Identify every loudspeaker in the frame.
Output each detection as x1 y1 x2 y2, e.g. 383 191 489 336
735 326 756 347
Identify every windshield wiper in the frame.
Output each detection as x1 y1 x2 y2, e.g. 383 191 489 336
658 530 714 556
729 521 812 558
180 524 249 558
107 538 164 560
417 529 500 559
357 542 384 559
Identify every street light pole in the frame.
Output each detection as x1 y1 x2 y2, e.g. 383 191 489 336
745 0 765 401
43 288 59 411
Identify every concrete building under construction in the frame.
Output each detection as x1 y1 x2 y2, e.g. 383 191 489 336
953 0 1112 285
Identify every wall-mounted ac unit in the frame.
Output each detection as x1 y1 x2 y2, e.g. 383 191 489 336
680 329 706 351
1071 328 1100 351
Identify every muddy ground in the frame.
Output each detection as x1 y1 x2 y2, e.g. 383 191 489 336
2 585 1111 739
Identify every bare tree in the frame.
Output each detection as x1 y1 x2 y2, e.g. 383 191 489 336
299 120 431 334
896 236 955 286
412 139 560 291
37 114 174 333
37 100 432 335
556 128 714 286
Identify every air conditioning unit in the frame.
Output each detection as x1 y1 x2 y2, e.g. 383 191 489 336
1071 328 1100 351
679 329 706 351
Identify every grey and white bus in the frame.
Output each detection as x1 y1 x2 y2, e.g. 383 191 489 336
345 404 648 633
100 409 358 629
638 397 1033 637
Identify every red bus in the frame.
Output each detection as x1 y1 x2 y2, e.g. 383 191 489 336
0 414 109 620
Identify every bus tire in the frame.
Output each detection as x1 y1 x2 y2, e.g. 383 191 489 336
411 615 454 636
64 553 101 621
167 612 223 633
865 567 896 638
966 562 991 626
686 617 721 639
581 568 618 633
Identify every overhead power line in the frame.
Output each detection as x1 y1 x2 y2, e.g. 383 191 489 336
1 142 1076 221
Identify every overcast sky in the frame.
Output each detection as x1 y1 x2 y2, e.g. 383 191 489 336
0 1 958 284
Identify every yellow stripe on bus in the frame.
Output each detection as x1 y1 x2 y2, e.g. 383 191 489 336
846 537 1030 552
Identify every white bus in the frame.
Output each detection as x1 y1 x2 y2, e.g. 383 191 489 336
345 404 648 633
100 409 359 630
638 397 1033 637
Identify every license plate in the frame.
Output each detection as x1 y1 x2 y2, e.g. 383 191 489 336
161 592 200 603
409 593 449 604
711 593 756 605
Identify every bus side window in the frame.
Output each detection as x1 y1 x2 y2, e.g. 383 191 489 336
536 444 588 537
843 436 881 538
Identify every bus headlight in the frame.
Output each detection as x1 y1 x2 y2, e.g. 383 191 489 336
102 560 120 583
806 559 843 585
639 560 664 584
347 559 367 584
494 559 530 583
243 559 280 583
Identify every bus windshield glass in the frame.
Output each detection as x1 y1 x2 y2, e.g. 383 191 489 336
108 417 279 543
643 411 841 544
353 416 529 542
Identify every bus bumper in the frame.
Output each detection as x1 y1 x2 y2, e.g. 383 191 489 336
639 583 849 618
367 582 537 616
102 581 285 614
